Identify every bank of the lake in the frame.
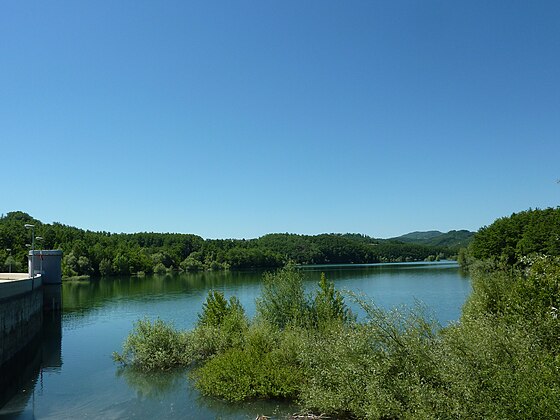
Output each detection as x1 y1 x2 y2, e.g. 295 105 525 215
0 262 470 419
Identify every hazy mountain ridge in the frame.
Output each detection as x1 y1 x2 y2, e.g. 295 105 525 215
391 230 475 249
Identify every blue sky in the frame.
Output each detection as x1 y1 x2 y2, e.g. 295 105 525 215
1 1 559 238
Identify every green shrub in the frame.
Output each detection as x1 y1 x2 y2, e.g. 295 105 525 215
198 290 245 327
441 316 560 419
113 318 190 371
192 322 303 402
198 290 229 326
190 313 248 362
463 255 560 354
313 273 353 330
256 266 311 329
299 300 446 419
153 262 167 275
115 256 560 417
186 290 249 362
180 255 205 271
439 255 560 418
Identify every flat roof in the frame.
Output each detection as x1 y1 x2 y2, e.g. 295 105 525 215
28 250 63 256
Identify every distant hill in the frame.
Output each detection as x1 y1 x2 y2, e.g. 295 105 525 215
391 230 475 249
394 231 444 241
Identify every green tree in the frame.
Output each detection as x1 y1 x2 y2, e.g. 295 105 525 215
99 258 113 276
313 273 352 329
256 266 310 329
198 290 245 328
62 251 78 277
153 262 167 275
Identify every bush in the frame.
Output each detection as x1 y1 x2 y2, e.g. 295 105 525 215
153 262 167 275
198 290 245 327
192 322 303 402
113 318 190 371
256 266 311 328
313 273 353 330
198 290 229 326
463 255 560 354
186 291 249 362
446 255 560 418
441 316 560 419
180 255 205 271
299 301 444 419
189 317 248 362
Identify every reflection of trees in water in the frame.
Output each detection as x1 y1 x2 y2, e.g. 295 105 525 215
193 388 297 419
60 263 466 319
300 262 463 283
116 367 298 417
116 367 185 400
61 271 265 316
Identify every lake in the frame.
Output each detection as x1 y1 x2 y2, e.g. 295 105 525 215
0 261 470 419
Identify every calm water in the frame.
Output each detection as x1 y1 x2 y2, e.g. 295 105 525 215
0 262 470 419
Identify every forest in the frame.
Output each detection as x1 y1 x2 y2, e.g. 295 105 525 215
114 206 560 418
466 207 560 264
0 211 457 278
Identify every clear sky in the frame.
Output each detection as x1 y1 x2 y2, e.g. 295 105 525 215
1 1 559 239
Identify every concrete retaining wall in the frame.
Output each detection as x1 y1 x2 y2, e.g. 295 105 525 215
0 287 43 367
0 276 42 300
1 251 62 404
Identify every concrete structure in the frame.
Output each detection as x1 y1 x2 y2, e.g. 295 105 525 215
0 282 43 367
0 274 44 402
28 250 62 284
0 249 63 404
0 274 42 300
0 305 62 412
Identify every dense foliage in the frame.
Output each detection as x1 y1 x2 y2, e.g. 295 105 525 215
0 211 454 278
115 207 560 418
468 207 560 265
112 318 191 371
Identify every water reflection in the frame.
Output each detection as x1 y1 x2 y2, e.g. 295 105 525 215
116 368 186 401
0 311 62 418
60 263 466 315
61 270 265 315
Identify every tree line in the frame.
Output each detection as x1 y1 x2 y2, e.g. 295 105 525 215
460 207 560 267
1 211 454 278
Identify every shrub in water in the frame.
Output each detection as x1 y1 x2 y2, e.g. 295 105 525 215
198 290 245 328
313 273 353 330
189 290 248 361
256 266 311 329
153 262 167 275
192 321 303 402
299 300 445 419
113 318 190 371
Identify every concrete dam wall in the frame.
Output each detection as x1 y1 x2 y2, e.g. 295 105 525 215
0 278 43 367
0 250 62 404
